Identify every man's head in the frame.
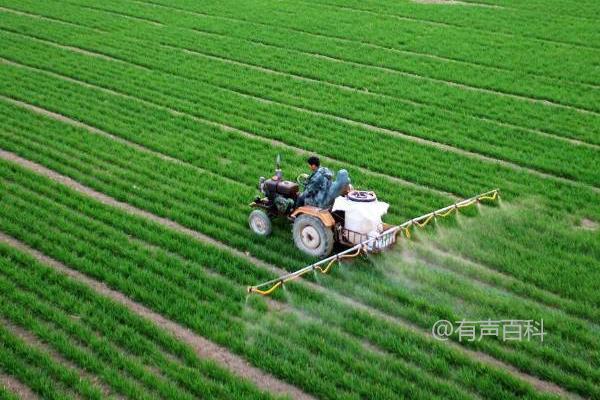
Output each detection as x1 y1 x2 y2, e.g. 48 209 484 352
307 156 320 172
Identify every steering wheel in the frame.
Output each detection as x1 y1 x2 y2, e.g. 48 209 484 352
296 173 309 190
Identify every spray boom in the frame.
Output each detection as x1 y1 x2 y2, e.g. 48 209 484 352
247 188 499 296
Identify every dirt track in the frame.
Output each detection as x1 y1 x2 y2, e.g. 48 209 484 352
0 149 576 399
0 232 315 400
0 373 37 400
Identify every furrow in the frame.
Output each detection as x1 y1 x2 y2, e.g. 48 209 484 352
325 282 579 399
137 235 479 399
305 51 598 116
0 319 116 399
60 0 595 116
426 245 594 318
131 0 600 91
3 36 595 194
225 83 600 193
163 43 419 107
299 0 600 51
164 37 600 151
261 299 483 400
67 2 163 27
409 244 600 330
0 149 277 275
0 95 456 218
176 26 599 117
470 115 600 150
0 150 577 399
0 96 246 190
0 374 37 400
0 231 314 400
0 277 221 400
36 35 145 68
0 5 105 33
445 0 505 8
5 18 600 184
0 60 456 200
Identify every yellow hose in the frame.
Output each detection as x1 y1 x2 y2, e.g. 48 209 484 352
315 247 362 274
414 214 435 228
253 247 363 295
478 191 499 201
314 258 336 274
457 199 477 209
251 281 282 296
250 190 499 296
438 208 455 218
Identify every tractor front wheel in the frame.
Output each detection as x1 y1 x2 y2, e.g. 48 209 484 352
292 214 334 258
249 209 272 236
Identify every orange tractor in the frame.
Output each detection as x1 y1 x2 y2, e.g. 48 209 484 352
249 157 397 258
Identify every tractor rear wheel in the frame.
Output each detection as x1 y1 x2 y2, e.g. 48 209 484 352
292 214 334 258
249 209 272 236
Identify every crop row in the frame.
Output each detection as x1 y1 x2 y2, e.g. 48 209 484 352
2 130 596 396
441 0 598 21
1 1 598 398
305 254 600 397
3 162 474 400
0 322 102 399
145 29 600 153
6 0 596 86
1 33 599 217
372 246 599 371
67 0 600 117
0 244 278 400
0 385 19 400
0 0 149 33
75 7 600 142
4 0 600 151
0 158 556 399
4 24 599 189
412 243 599 323
3 45 599 301
1 60 598 311
2 94 595 324
2 0 596 334
2 43 596 388
431 203 600 307
0 56 473 205
0 87 596 309
125 0 600 85
295 0 600 47
4 0 592 103
1 100 598 396
3 8 600 175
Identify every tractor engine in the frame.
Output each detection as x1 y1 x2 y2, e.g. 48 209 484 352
258 177 299 214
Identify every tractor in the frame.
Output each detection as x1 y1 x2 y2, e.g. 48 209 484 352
248 157 396 258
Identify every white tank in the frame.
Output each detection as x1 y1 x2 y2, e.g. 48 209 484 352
332 191 389 244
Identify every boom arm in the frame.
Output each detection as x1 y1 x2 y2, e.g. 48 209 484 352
248 188 499 295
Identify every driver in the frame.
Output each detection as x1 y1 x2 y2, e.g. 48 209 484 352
296 156 332 208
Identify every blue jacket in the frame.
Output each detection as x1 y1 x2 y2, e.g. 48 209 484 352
304 167 333 208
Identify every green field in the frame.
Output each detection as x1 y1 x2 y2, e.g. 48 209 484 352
0 0 598 399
